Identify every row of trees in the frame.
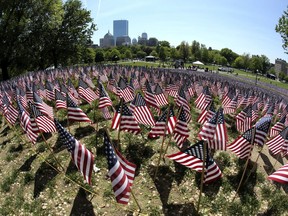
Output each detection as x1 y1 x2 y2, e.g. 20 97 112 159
0 0 95 80
92 42 272 75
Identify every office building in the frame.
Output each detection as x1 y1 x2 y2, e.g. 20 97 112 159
113 20 129 44
275 58 288 76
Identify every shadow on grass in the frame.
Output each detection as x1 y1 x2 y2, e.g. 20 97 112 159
70 188 95 216
37 133 52 142
74 125 96 140
19 153 38 172
173 160 188 186
33 160 59 198
163 203 199 216
227 158 258 203
148 165 174 206
52 136 67 154
260 152 275 175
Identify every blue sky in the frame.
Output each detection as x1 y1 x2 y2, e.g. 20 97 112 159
81 0 287 63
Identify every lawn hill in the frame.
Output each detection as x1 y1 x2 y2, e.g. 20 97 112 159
1 64 288 216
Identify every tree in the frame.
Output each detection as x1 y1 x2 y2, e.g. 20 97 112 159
220 48 238 65
201 44 209 63
110 48 121 62
0 0 63 80
158 46 167 63
276 7 288 53
170 48 179 61
242 53 251 71
191 40 201 60
159 40 170 48
249 55 262 73
178 41 190 62
124 50 132 59
95 49 105 63
233 56 245 69
82 48 95 64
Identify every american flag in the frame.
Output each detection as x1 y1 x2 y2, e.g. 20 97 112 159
78 78 98 104
26 85 33 102
267 126 288 156
270 116 286 138
33 92 54 119
111 102 141 135
148 106 176 138
101 107 112 120
107 76 118 95
16 87 28 109
104 132 136 204
268 162 288 184
29 102 56 133
236 104 252 133
98 81 113 109
154 83 168 107
66 94 92 124
195 86 212 111
198 110 218 140
223 95 238 114
45 81 55 101
165 83 178 98
166 140 222 184
207 108 228 150
67 78 79 99
54 119 94 185
254 116 271 146
252 102 259 122
176 87 191 122
197 100 215 125
38 82 46 99
143 81 160 112
117 77 134 102
130 93 155 126
173 107 189 148
1 93 18 125
16 97 38 144
228 128 254 159
221 90 234 108
55 89 67 110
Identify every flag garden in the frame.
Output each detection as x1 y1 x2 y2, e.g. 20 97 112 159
0 65 288 215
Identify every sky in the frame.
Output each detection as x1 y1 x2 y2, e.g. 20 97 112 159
80 0 287 63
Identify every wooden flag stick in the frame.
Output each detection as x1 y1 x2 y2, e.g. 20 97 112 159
197 140 207 213
131 189 142 212
117 98 124 152
243 146 264 186
153 105 171 180
232 126 257 202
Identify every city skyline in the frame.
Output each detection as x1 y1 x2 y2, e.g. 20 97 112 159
81 0 288 63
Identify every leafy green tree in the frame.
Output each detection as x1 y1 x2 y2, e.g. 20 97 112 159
279 71 286 80
95 49 105 63
150 50 158 57
82 48 95 64
249 55 262 73
276 7 288 53
110 48 121 62
158 46 167 62
159 40 170 48
178 41 190 62
191 40 201 60
124 50 132 59
242 53 251 71
220 48 238 65
233 56 245 69
136 50 146 59
170 48 179 61
201 44 209 63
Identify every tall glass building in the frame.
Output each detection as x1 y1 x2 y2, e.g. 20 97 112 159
113 20 128 43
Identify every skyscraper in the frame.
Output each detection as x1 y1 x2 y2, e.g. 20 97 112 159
113 20 129 44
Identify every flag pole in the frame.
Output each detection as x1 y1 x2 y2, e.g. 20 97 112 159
243 145 264 185
232 126 257 202
163 105 183 157
153 105 171 180
197 140 207 213
117 98 124 152
105 128 141 212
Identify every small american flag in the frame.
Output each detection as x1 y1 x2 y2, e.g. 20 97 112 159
66 94 92 124
117 77 134 102
254 116 271 146
148 106 176 138
104 132 136 204
98 81 113 109
267 126 288 156
55 89 67 110
173 107 189 148
1 93 18 125
197 100 215 125
29 102 56 133
227 128 254 159
78 78 98 104
130 93 155 126
268 162 288 184
55 119 94 184
33 92 54 119
154 83 168 107
166 140 222 184
111 102 141 135
270 116 286 138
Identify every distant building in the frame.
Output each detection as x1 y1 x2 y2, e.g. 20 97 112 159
113 20 128 45
141 32 148 40
275 58 288 76
99 31 115 48
132 38 137 45
116 35 131 46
